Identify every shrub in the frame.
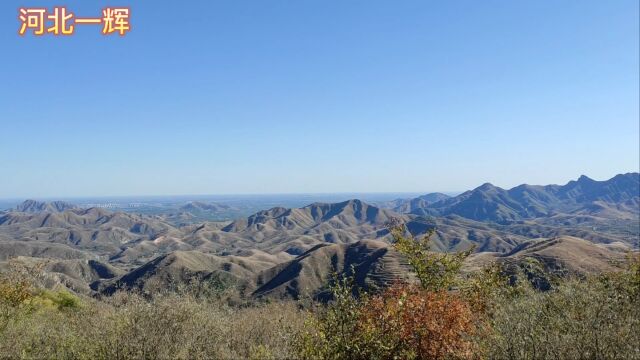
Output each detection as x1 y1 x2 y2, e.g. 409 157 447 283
358 284 476 359
478 255 640 359
0 278 31 307
390 224 473 292
33 289 82 310
294 273 365 360
0 286 305 359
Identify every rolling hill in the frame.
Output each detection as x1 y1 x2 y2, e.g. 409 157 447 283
252 240 413 300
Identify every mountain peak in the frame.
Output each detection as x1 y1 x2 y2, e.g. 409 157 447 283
577 175 595 183
344 198 365 206
476 182 498 191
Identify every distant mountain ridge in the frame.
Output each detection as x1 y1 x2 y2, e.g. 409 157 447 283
408 173 639 223
16 199 77 213
381 193 451 213
223 199 396 233
179 201 231 212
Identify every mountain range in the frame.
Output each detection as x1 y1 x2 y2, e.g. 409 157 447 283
403 173 639 223
0 173 637 300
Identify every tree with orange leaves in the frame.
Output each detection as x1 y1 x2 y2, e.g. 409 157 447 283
357 284 476 359
295 224 483 359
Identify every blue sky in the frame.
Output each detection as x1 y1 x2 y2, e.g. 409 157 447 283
1 0 638 198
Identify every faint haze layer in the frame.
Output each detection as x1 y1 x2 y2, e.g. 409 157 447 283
0 0 638 197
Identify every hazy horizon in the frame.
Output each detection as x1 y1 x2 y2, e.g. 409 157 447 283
1 1 638 198
0 171 635 201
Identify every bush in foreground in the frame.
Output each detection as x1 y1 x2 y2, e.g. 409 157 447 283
478 255 640 359
0 279 304 359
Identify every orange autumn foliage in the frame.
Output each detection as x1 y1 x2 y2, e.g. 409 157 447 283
358 283 476 359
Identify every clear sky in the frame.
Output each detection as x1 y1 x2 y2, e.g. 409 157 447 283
1 0 638 198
